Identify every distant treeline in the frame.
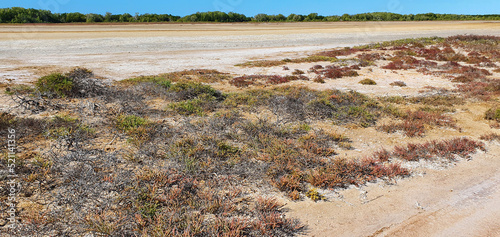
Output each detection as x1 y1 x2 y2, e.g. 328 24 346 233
1 7 499 23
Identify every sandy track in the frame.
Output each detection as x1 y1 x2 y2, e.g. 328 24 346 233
1 21 500 82
284 144 500 237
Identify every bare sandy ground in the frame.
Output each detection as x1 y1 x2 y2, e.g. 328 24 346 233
1 21 500 236
1 21 500 83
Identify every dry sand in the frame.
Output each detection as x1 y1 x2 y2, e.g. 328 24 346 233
1 21 500 83
1 21 500 236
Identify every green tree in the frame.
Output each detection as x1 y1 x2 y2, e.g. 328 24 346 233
86 13 104 23
65 12 86 22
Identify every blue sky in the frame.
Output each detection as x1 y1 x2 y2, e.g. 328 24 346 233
1 0 499 16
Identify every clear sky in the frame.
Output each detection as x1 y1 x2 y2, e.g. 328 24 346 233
1 0 499 16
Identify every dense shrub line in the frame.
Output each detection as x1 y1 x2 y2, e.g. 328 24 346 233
2 7 500 23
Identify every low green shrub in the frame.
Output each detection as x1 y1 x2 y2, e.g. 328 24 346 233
115 115 148 132
5 84 35 95
305 188 325 202
359 79 377 85
36 73 73 98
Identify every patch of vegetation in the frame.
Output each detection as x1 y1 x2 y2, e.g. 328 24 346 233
229 75 308 88
292 69 305 75
305 188 326 202
312 64 361 79
235 55 338 68
378 110 457 137
313 76 325 83
169 81 224 101
380 94 465 107
390 81 407 87
224 86 382 126
358 36 445 49
115 114 148 132
169 95 218 116
485 107 500 121
392 137 485 161
5 84 35 95
36 73 73 98
359 79 377 85
480 133 500 141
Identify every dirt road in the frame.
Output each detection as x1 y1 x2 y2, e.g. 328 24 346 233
1 21 500 82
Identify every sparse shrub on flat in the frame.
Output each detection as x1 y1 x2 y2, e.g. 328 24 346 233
358 36 444 49
235 59 288 67
359 79 377 85
169 98 203 116
390 81 407 87
292 69 305 75
480 133 500 141
392 137 485 161
311 65 324 70
316 47 367 57
382 55 437 70
313 76 325 83
412 95 465 107
235 55 337 68
314 65 360 79
357 52 384 62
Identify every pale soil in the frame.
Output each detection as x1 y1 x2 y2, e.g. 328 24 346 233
1 21 500 84
1 22 500 236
